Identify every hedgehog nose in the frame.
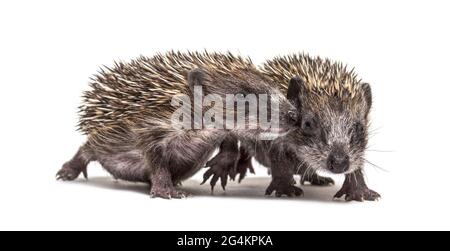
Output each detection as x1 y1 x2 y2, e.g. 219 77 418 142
327 150 350 174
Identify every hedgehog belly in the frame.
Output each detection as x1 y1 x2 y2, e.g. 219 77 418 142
95 143 218 184
88 127 225 183
97 150 149 183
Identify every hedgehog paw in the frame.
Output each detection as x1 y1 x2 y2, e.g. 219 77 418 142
202 150 240 192
334 186 380 202
334 170 380 202
150 187 189 199
265 178 303 198
56 163 87 181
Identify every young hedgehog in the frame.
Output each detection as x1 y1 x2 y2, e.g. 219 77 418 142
204 54 380 201
56 51 298 199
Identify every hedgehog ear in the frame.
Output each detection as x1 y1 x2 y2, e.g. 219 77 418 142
287 76 305 108
187 68 209 93
361 83 372 114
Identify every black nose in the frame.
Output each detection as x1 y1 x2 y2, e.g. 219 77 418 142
327 150 350 174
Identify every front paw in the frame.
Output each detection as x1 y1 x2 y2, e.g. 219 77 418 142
202 151 239 191
265 178 303 197
334 187 380 202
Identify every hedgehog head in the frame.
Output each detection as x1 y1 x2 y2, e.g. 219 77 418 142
286 73 372 175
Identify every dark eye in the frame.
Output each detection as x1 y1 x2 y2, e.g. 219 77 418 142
287 110 298 124
304 121 312 129
353 122 364 134
301 117 318 136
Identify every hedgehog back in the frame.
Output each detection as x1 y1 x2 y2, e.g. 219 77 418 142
78 51 255 135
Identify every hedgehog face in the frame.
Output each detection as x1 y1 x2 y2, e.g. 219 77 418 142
287 76 372 175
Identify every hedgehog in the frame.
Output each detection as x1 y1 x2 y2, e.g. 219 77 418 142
203 54 380 201
56 51 298 199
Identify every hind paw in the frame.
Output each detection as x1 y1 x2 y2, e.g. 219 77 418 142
150 187 189 199
56 163 87 181
56 168 79 181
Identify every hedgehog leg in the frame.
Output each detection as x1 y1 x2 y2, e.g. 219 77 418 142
265 153 303 197
146 129 221 199
57 144 93 181
334 170 380 202
149 167 188 199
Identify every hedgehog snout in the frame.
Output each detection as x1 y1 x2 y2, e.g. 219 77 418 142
326 147 350 174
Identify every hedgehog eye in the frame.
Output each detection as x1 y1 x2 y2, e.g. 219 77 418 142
353 122 364 134
288 110 299 124
301 117 318 136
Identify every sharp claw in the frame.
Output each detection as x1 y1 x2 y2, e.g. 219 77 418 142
221 174 227 191
265 184 274 196
334 191 344 199
210 175 220 188
249 166 255 174
230 168 237 180
238 174 244 183
202 169 214 183
82 169 88 179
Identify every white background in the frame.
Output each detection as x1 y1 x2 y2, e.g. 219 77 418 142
1 0 449 230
